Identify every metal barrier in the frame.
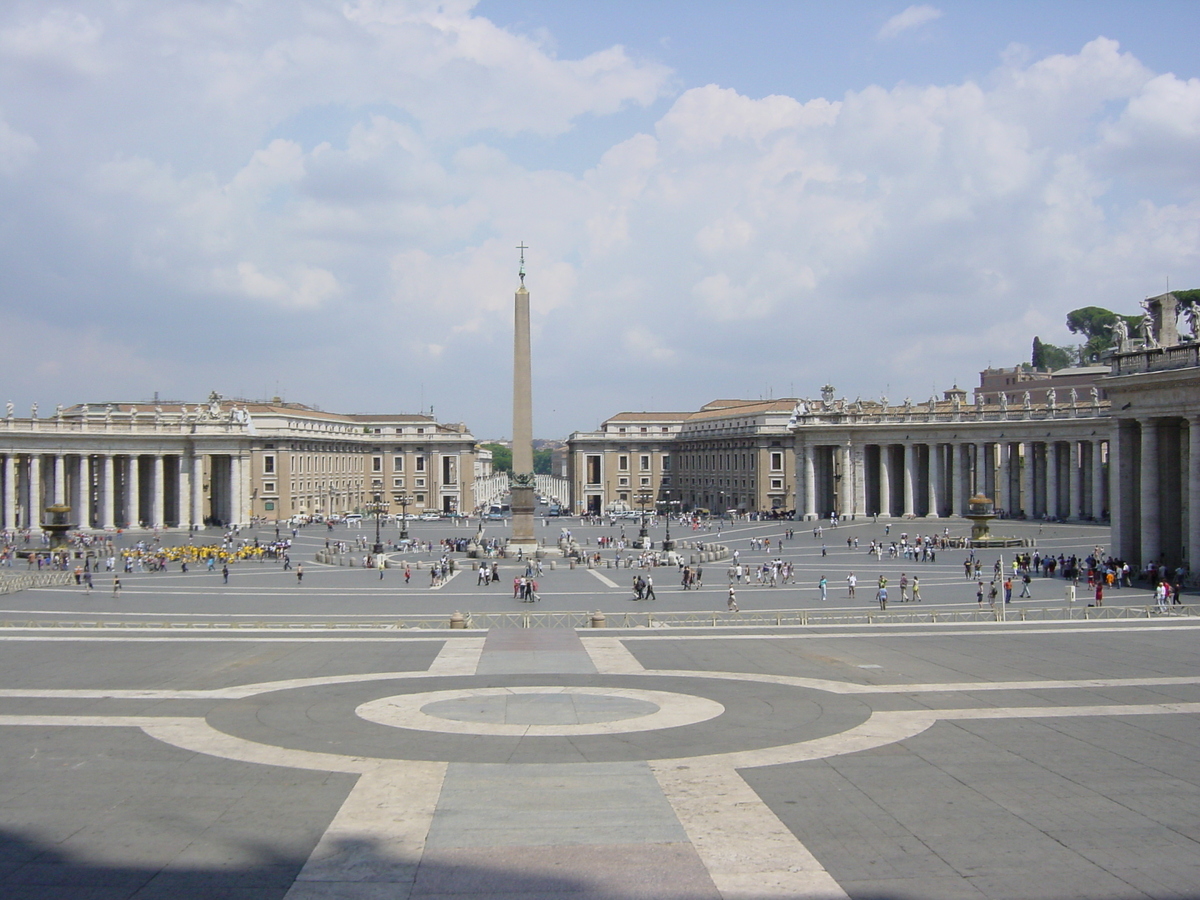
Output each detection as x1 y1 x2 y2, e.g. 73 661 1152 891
0 571 75 595
0 603 1193 630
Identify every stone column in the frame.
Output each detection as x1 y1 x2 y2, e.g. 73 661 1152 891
1189 418 1200 574
192 453 205 529
239 452 252 526
950 443 963 517
152 454 165 528
177 455 190 529
1110 424 1136 561
1139 419 1160 567
851 442 866 520
1046 443 1059 519
927 443 940 518
2 454 15 529
52 454 65 506
1021 442 1035 518
877 446 891 517
127 456 140 528
100 454 116 530
902 443 915 517
802 444 816 521
1091 440 1105 521
1070 442 1083 520
28 454 42 528
69 456 85 526
974 442 986 495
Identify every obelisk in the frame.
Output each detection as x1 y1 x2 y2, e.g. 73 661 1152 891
508 243 538 552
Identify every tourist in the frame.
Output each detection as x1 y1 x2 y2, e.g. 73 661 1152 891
818 576 827 601
727 586 739 612
876 585 887 609
846 572 856 598
911 576 920 602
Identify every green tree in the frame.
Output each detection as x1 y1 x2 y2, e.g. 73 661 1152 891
1032 336 1074 370
533 448 553 475
483 443 512 473
1065 305 1142 362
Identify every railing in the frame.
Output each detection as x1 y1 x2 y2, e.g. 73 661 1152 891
0 603 1192 629
0 571 75 595
1109 343 1200 375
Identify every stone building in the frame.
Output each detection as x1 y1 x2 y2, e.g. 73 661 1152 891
0 396 478 529
1104 291 1200 570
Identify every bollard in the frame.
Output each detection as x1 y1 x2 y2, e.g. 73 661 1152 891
590 611 606 628
1065 584 1076 604
449 611 466 629
570 559 576 569
550 560 556 570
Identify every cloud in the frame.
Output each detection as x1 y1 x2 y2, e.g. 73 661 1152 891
878 5 943 41
0 5 1197 438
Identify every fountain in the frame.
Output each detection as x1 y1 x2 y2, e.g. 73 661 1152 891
964 495 1029 548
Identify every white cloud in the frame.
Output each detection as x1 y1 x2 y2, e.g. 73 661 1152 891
878 5 943 41
0 4 1197 437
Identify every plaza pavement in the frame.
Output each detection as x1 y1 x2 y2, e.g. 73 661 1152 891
0 518 1198 898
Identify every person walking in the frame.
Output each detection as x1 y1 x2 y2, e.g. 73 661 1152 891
727 586 739 612
645 575 656 601
899 573 908 602
876 585 888 609
112 576 121 598
847 572 856 598
911 575 920 602
222 564 229 584
1019 571 1032 598
976 580 984 607
818 576 828 601
296 564 304 584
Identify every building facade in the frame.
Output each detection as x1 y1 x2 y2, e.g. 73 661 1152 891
0 397 479 529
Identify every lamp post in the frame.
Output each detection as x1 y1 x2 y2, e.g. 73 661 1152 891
368 493 387 555
397 494 413 542
635 489 654 548
659 492 677 552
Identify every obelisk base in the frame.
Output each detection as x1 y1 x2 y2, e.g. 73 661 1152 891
507 483 539 554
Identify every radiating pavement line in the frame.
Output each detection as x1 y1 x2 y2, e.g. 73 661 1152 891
425 637 485 675
580 635 646 673
587 568 620 588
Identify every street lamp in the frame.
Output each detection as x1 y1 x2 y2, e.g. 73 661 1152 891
368 493 387 555
397 494 413 541
635 489 654 548
659 492 678 552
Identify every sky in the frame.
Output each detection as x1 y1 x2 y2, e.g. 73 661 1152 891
2 1 1198 439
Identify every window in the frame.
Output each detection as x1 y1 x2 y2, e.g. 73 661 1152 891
618 455 629 471
415 494 425 504
640 427 647 433
771 479 783 490
415 478 426 488
372 456 382 473
263 455 275 474
417 428 425 434
618 476 629 486
393 478 404 488
264 501 274 511
393 456 404 471
770 451 783 472
415 456 426 472
640 477 650 486
586 455 601 485
639 455 650 471
662 455 671 470
263 482 275 493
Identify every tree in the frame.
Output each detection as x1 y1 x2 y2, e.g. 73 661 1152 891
482 443 512 473
1065 305 1141 362
533 448 553 475
1032 336 1074 370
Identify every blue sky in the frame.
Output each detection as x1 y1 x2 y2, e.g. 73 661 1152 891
1 1 1198 437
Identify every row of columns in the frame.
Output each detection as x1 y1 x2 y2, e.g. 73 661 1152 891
797 438 1109 522
1112 416 1199 569
0 451 251 530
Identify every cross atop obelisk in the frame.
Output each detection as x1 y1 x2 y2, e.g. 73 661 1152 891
508 241 537 552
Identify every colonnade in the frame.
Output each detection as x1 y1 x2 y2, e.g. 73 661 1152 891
0 450 252 530
1110 415 1200 570
796 436 1109 523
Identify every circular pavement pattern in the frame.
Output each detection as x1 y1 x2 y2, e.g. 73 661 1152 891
356 686 725 736
204 672 874 764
